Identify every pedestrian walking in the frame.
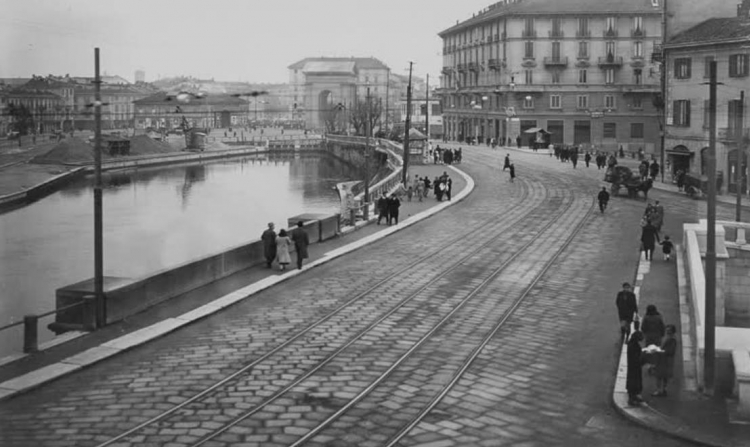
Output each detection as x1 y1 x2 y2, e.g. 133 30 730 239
641 304 665 348
627 329 645 406
652 325 678 397
377 194 389 225
616 282 639 341
434 178 443 201
659 235 674 261
261 222 277 268
597 187 610 213
291 221 310 270
503 154 511 171
423 177 431 198
387 194 401 225
509 163 516 183
445 176 453 201
640 220 660 261
652 200 665 233
275 229 292 271
415 178 424 202
584 152 591 168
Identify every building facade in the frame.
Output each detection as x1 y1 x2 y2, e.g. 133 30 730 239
438 0 664 152
663 11 750 194
132 92 248 130
288 57 391 131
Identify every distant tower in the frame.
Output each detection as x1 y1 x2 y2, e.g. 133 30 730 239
135 70 145 83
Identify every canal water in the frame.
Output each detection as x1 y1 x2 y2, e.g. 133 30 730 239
0 152 361 357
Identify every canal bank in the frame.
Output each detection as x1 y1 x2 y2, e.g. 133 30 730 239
0 163 472 398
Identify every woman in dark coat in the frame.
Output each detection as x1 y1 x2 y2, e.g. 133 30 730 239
627 330 645 406
641 304 665 347
640 220 660 261
653 325 678 397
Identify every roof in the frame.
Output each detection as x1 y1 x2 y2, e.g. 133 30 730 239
667 17 750 46
302 61 356 75
288 57 389 71
439 0 661 36
133 91 246 106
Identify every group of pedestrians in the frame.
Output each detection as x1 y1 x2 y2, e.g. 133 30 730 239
617 282 678 406
638 159 661 181
376 193 402 225
430 146 462 165
261 221 310 271
640 200 672 261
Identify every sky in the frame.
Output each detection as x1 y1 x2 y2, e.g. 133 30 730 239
1 0 493 84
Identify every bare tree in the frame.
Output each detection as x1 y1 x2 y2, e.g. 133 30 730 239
349 98 382 136
322 104 346 134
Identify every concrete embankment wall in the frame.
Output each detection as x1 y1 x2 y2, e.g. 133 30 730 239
55 215 340 326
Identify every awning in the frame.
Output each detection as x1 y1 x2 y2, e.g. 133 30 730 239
524 127 545 133
666 147 693 156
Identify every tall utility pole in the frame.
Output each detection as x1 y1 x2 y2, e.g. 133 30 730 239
403 62 413 185
705 60 719 393
659 0 668 182
385 68 390 135
425 74 430 141
93 48 104 328
736 90 745 222
363 84 371 220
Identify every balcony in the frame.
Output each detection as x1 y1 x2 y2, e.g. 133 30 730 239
603 28 618 38
598 55 624 67
522 29 537 38
543 56 569 67
719 127 750 142
548 29 564 38
441 66 453 76
576 29 591 38
632 28 646 38
488 59 503 70
457 64 468 73
468 62 480 72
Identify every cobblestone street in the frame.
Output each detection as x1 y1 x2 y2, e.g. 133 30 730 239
0 145 735 446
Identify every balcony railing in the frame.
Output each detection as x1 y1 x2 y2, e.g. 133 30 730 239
548 29 564 38
603 28 618 38
468 62 480 72
442 66 453 76
719 127 750 141
488 59 503 70
522 29 537 38
543 56 569 67
457 64 468 72
598 56 624 67
632 28 646 38
576 29 591 38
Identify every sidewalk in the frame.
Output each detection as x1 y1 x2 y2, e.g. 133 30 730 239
612 246 750 447
0 163 471 400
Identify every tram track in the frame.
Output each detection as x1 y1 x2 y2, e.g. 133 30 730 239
92 176 560 447
166 192 594 446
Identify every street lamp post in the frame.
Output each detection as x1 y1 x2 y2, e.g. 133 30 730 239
364 84 371 220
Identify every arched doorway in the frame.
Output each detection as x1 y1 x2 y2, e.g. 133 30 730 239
666 144 691 177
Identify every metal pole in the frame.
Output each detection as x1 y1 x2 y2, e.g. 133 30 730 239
364 86 371 220
704 60 718 393
737 90 745 222
385 69 390 134
425 74 430 141
94 48 105 328
403 62 413 185
660 0 668 183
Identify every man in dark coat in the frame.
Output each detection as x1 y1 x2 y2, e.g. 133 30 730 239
503 154 511 171
627 330 645 406
584 152 591 168
290 221 310 270
376 194 389 225
445 176 453 201
641 220 660 261
387 194 401 225
616 282 639 341
649 161 660 180
261 222 277 268
597 187 610 213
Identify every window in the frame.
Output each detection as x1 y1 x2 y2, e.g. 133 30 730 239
551 18 562 37
634 68 643 85
605 95 616 109
605 41 616 59
578 41 589 58
605 17 617 35
674 58 692 79
578 69 588 83
729 54 749 77
632 97 643 109
550 94 562 108
578 17 589 37
524 18 535 37
551 70 561 84
523 96 535 109
673 100 691 126
631 123 644 138
604 68 615 84
524 41 534 58
704 55 715 78
552 41 561 60
525 69 533 84
633 16 643 34
577 95 589 109
634 41 643 58
603 122 617 139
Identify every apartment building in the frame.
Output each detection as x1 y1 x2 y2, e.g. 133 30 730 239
438 0 663 152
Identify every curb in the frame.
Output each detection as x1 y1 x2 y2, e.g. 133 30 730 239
0 165 475 402
610 248 728 447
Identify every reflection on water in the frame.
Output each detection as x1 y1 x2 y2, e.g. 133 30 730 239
0 153 360 356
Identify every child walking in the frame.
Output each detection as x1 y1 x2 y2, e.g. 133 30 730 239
660 235 674 261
